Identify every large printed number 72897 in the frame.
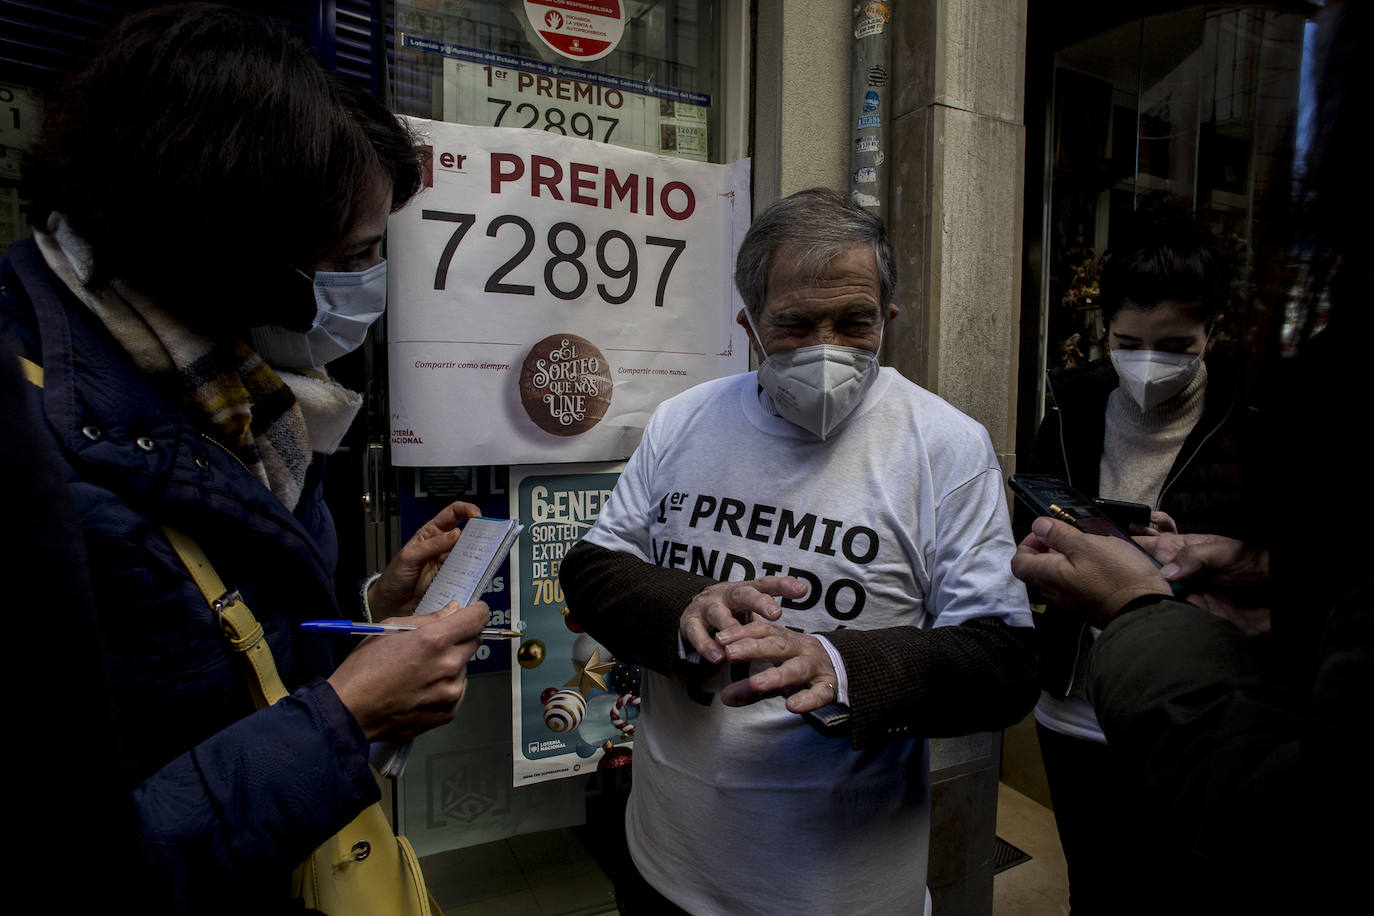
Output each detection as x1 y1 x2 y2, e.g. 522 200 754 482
422 210 686 308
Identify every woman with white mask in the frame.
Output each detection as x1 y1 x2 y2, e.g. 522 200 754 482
2 6 492 911
1013 205 1260 916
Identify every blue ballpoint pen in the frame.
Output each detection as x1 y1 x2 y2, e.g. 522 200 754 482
300 620 522 638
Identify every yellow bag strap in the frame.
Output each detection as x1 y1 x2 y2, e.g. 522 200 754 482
19 355 43 388
162 525 290 709
17 354 289 710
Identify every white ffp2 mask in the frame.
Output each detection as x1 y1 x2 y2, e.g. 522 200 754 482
745 309 881 439
1110 348 1202 410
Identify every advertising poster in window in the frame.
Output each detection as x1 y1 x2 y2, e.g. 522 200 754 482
386 118 749 466
437 45 711 161
0 83 41 257
506 464 633 784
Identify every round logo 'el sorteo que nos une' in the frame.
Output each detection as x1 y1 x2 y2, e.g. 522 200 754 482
519 333 613 436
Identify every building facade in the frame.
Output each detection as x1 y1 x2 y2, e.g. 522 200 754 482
0 1 1307 912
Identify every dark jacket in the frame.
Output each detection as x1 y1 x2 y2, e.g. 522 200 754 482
1 238 376 912
1087 588 1372 913
1019 351 1258 696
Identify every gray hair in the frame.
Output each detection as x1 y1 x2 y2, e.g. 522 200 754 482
734 187 897 319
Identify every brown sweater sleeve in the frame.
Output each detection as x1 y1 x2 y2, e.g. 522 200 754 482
559 540 714 674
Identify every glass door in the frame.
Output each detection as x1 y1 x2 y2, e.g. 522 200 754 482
1036 4 1307 415
363 4 745 911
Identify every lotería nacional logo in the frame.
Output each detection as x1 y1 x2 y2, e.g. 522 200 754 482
519 333 613 436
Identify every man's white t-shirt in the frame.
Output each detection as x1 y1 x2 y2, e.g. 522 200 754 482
584 368 1030 915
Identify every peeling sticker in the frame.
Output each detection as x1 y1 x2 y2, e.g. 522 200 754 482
854 167 877 183
864 1 892 21
855 19 885 39
857 113 881 129
868 65 889 87
852 190 881 208
856 136 880 153
863 90 880 111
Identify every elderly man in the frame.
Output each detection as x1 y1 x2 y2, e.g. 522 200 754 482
560 188 1036 915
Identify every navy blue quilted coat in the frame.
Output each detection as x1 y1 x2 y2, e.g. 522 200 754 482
1 238 377 911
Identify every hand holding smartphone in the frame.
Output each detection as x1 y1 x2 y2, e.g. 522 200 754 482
1092 497 1153 531
1009 475 1163 568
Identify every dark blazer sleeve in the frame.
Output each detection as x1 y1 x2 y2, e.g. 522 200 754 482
825 621 1038 749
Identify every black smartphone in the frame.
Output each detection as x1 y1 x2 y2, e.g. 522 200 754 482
1092 497 1152 531
1009 474 1161 567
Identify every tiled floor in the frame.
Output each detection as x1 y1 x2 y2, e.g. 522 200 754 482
423 829 616 916
424 781 1068 915
993 783 1071 915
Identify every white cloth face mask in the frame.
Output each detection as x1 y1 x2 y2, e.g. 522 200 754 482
250 259 388 369
745 309 881 439
1110 347 1202 410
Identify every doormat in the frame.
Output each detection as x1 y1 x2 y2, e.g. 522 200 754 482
994 836 1031 874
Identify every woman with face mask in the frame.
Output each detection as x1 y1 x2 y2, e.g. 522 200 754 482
1013 206 1260 915
1 6 489 911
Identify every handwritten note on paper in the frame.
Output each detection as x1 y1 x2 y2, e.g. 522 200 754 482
413 517 522 616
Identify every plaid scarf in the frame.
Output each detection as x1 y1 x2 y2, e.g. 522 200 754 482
35 218 360 510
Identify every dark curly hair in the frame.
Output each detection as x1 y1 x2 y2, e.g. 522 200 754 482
26 3 423 330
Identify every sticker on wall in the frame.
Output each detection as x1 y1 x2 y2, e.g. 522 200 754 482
867 65 889 87
525 0 625 62
854 167 877 184
856 136 880 153
855 1 890 38
865 1 892 19
855 18 884 39
863 90 880 112
852 190 881 209
857 113 881 129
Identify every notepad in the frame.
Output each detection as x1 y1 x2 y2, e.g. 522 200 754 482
412 516 523 616
372 515 523 778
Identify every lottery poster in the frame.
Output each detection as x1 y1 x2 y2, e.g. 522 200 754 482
438 44 712 161
507 464 639 785
386 118 749 467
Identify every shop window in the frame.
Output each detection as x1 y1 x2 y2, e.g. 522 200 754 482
1038 4 1306 388
390 0 722 163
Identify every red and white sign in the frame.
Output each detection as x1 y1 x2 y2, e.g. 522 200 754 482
387 118 750 466
524 0 625 62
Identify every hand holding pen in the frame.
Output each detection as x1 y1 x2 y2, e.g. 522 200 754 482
326 599 492 741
